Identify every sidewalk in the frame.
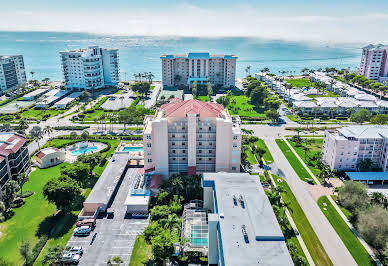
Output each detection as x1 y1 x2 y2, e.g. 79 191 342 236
282 137 382 265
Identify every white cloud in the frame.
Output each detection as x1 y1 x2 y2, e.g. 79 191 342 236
1 7 388 43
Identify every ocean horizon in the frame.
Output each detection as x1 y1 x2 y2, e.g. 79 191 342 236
0 31 362 81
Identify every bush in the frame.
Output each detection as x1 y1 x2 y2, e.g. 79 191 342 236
29 235 48 265
11 198 25 208
20 191 34 198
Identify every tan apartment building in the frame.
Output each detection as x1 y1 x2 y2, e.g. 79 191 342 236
143 98 241 177
160 53 237 88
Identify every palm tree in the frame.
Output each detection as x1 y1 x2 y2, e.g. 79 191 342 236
370 192 385 206
29 126 43 150
148 72 154 84
43 125 53 138
18 119 28 133
163 213 180 230
171 175 184 196
30 71 35 80
119 96 124 108
16 173 29 194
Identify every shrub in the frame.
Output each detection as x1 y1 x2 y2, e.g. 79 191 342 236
20 191 34 198
11 198 25 208
29 236 48 265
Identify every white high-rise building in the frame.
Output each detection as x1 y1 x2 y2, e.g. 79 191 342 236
160 53 237 88
143 98 241 177
60 46 119 91
359 44 388 83
0 55 27 92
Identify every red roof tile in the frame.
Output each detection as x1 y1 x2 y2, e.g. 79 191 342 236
36 151 45 160
0 133 27 157
160 98 224 118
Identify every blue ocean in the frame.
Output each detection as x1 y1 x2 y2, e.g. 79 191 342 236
0 32 361 81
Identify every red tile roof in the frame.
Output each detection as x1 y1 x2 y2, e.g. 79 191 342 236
0 133 27 158
36 148 61 159
36 151 45 160
160 98 224 118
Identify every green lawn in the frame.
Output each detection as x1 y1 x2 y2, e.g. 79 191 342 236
197 95 210 102
273 177 332 266
255 139 274 164
129 235 152 266
244 146 257 165
275 139 316 184
150 85 155 91
318 196 375 266
286 115 300 122
288 138 323 177
20 108 65 120
227 95 266 117
0 165 63 265
286 78 311 88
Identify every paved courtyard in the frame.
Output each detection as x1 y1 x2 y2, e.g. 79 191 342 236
66 168 149 265
101 91 135 110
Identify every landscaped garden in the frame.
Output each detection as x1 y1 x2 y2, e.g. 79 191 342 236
255 138 273 164
318 196 375 266
273 176 333 266
285 78 312 88
263 173 308 265
275 139 316 184
287 137 323 177
0 136 121 265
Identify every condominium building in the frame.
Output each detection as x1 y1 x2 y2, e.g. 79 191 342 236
143 98 241 177
322 125 388 171
160 53 237 88
0 55 27 92
203 172 293 266
0 133 30 197
60 45 119 91
359 44 388 83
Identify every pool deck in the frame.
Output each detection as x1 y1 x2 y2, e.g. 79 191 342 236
62 142 107 163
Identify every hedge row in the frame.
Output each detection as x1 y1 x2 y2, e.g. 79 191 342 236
53 126 90 130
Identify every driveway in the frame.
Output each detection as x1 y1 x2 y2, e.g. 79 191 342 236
264 138 357 266
144 83 161 108
66 168 149 265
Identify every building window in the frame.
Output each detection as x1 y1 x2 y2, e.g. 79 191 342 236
199 150 202 154
233 135 238 140
232 166 236 170
172 142 175 146
209 158 212 161
172 134 175 138
172 150 176 154
148 159 152 163
147 152 152 156
183 150 186 153
147 143 151 148
183 158 186 161
199 142 202 146
209 126 212 131
233 143 237 148
182 142 186 146
209 150 212 154
146 135 151 140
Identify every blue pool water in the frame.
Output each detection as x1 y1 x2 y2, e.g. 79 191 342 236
123 146 144 152
71 146 98 156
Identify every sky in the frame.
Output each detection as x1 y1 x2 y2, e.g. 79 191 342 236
1 0 388 43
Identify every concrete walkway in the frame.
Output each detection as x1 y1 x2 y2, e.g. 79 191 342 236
265 138 357 266
282 137 381 265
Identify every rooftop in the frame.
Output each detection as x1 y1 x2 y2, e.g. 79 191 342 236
160 53 237 60
36 148 61 160
0 132 27 159
346 171 388 181
160 98 225 118
84 153 128 205
338 125 388 139
203 172 293 266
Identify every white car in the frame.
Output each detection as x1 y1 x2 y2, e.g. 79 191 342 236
69 246 83 255
60 252 81 264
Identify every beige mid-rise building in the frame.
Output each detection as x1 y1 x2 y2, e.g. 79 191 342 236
143 98 241 177
160 53 237 88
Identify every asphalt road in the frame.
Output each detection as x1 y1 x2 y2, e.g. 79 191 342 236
264 138 357 266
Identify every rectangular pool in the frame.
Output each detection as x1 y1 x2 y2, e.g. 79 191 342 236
123 146 144 152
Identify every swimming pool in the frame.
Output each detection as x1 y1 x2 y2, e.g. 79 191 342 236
123 146 144 152
71 146 98 156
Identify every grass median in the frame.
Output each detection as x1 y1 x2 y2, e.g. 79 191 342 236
275 139 316 184
129 235 152 266
318 196 375 266
256 138 274 164
273 176 332 266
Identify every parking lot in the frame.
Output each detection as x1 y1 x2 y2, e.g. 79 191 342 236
66 168 149 265
101 91 136 110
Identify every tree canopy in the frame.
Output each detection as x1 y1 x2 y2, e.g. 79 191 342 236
338 181 370 212
350 109 372 124
43 176 81 212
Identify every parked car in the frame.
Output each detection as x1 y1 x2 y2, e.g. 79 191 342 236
73 225 91 236
69 246 83 255
76 219 96 229
60 252 81 264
